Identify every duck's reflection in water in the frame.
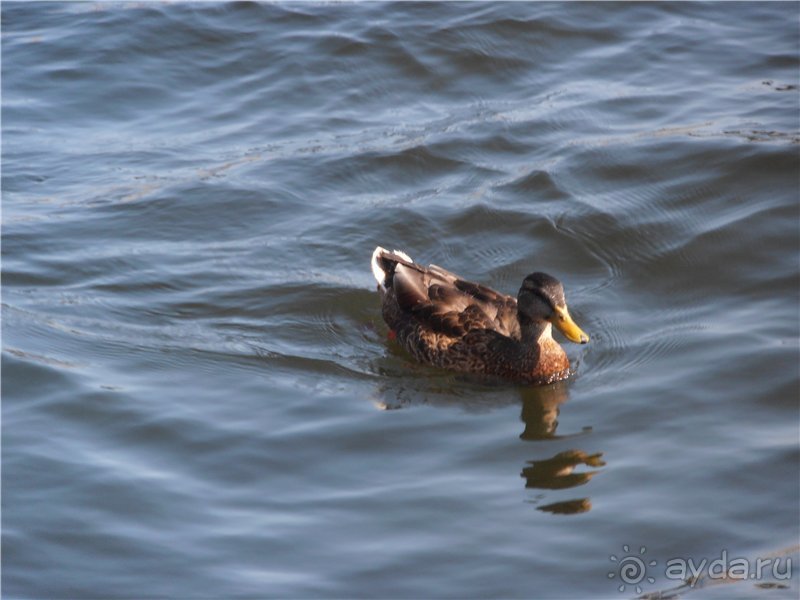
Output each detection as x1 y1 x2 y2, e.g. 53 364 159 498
369 375 604 515
538 498 593 515
521 449 605 490
518 384 605 515
519 381 568 440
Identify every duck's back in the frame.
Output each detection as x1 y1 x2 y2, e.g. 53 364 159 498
371 247 521 368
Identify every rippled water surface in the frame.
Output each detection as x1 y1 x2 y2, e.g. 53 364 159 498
3 2 799 598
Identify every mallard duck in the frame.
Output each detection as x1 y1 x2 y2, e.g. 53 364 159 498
371 246 589 384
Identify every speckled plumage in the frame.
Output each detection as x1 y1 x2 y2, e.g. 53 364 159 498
371 247 588 385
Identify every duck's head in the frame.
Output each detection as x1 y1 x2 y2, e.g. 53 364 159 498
517 272 589 344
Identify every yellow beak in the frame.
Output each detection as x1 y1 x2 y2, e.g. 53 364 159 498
551 305 589 344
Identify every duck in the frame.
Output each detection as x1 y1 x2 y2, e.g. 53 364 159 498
371 246 589 385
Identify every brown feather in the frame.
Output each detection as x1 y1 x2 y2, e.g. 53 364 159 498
372 248 572 384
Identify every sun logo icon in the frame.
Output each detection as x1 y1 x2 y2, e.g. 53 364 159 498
608 544 657 594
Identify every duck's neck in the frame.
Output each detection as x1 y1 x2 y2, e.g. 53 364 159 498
519 314 550 347
518 315 570 382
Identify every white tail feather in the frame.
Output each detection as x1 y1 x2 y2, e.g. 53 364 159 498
392 249 412 262
371 246 414 288
371 246 388 286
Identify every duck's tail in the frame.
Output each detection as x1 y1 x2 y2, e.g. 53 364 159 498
371 246 413 290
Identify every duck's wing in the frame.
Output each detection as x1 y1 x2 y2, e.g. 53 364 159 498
375 248 519 339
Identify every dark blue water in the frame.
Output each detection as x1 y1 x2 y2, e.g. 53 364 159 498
3 2 799 598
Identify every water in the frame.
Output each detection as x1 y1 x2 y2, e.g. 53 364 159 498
3 2 799 598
